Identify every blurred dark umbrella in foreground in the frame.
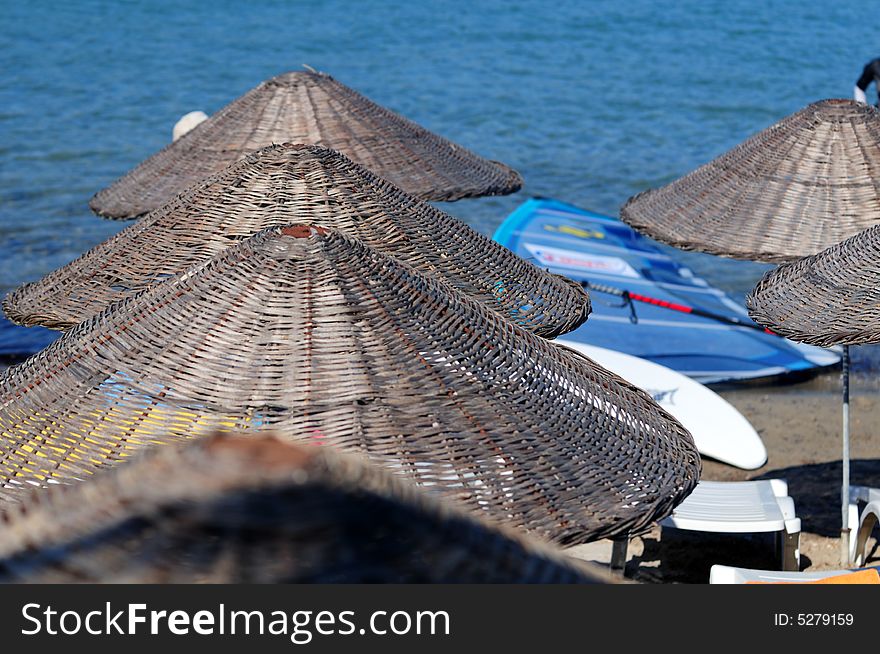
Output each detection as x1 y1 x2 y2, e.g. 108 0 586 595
0 434 616 583
0 225 699 545
89 69 523 219
5 144 587 338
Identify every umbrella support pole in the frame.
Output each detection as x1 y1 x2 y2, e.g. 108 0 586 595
840 345 851 567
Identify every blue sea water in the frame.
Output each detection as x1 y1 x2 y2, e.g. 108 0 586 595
1 0 876 370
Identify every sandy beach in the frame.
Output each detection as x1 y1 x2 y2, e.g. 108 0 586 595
707 374 879 574
568 368 880 583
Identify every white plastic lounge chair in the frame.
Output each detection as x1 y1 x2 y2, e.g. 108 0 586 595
659 479 801 571
849 485 880 566
709 564 880 584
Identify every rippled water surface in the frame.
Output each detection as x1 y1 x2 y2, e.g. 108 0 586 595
2 0 877 372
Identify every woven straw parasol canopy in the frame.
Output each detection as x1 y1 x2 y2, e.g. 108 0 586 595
0 435 614 583
747 224 880 346
0 225 699 545
620 99 880 263
89 69 523 219
5 144 588 338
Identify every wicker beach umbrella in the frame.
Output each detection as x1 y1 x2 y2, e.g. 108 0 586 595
620 99 880 263
5 144 587 338
89 70 523 219
748 225 880 562
621 98 880 563
748 225 880 348
0 435 614 583
0 225 699 545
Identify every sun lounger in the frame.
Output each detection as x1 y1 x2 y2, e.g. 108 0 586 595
701 485 877 580
850 485 880 566
659 479 801 571
709 564 880 584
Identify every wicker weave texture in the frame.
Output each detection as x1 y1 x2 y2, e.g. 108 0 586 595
0 226 699 545
748 223 880 346
4 144 587 338
0 435 614 583
621 100 880 263
89 70 523 219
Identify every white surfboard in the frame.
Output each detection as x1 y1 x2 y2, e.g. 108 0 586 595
554 339 767 470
